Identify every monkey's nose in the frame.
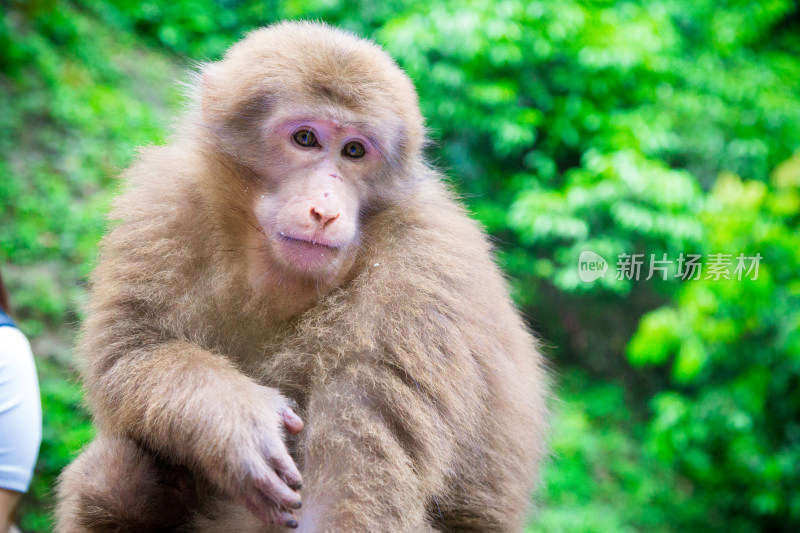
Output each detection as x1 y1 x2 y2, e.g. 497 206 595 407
310 206 340 228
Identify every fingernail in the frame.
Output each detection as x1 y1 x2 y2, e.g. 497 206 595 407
289 481 302 490
286 519 298 528
291 500 302 509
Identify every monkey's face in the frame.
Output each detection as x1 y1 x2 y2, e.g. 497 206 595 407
199 25 423 292
246 109 387 283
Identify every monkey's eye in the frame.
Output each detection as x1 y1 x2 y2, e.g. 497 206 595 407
342 141 366 159
293 129 318 147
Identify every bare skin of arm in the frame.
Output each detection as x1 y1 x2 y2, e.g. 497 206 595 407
0 489 20 533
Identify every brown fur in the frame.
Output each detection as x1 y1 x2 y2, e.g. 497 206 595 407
56 21 549 532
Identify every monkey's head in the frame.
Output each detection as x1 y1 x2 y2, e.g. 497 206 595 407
197 22 424 292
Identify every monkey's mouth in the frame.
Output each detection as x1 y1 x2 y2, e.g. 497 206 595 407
275 232 343 273
278 233 340 250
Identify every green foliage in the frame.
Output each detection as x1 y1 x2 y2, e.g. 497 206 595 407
631 162 800 525
1 1 799 531
529 372 700 533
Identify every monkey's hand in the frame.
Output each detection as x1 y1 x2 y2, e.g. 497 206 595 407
204 385 304 528
83 339 305 527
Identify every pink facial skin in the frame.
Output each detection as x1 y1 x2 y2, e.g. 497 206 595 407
251 115 383 280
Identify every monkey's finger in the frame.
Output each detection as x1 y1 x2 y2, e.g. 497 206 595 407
254 464 302 510
241 490 289 527
280 511 299 529
258 434 302 489
270 451 303 491
282 407 304 434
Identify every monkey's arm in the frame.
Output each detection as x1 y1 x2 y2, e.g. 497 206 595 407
84 338 304 525
295 362 449 533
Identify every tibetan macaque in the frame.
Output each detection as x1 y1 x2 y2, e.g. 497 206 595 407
55 21 548 533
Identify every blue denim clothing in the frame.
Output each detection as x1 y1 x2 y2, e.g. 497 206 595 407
0 309 14 328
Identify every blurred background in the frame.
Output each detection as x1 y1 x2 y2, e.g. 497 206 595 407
1 0 799 531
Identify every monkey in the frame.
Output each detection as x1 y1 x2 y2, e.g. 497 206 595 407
55 21 549 533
